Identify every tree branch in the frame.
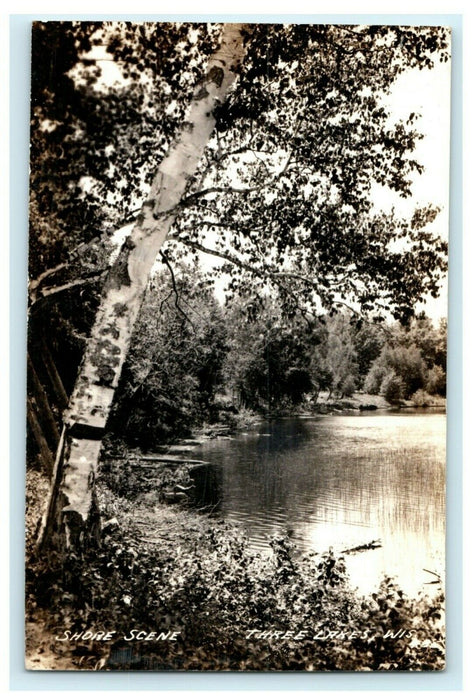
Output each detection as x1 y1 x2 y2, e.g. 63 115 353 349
170 236 350 291
28 261 69 301
28 270 108 312
28 233 113 303
170 238 263 277
168 238 317 321
179 144 297 210
159 250 195 330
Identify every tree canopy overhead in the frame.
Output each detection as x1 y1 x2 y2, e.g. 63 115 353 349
30 21 449 324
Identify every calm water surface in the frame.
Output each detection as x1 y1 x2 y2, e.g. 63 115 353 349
193 410 446 595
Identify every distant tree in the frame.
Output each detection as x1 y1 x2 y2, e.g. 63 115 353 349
323 315 359 398
425 363 447 396
362 313 448 401
434 317 448 373
363 360 386 395
380 370 405 403
391 314 446 369
353 322 384 382
223 299 319 411
364 343 426 400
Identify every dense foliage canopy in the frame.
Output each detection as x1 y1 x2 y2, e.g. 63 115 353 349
29 21 449 328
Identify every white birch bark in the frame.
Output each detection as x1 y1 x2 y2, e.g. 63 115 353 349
45 23 249 548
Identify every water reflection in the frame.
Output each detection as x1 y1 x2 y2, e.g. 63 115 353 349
193 411 446 595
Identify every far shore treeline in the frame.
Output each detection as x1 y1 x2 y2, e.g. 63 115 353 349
31 261 447 461
109 266 447 451
29 260 447 462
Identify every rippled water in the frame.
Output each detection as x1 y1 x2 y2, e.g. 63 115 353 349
193 410 446 595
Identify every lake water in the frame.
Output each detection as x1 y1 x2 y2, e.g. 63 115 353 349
192 410 446 596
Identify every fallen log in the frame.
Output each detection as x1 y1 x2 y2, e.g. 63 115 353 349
341 539 382 554
129 456 211 467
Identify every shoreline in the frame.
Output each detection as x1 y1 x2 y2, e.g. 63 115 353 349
158 392 446 454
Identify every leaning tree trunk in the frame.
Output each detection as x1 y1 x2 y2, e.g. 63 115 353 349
39 23 248 552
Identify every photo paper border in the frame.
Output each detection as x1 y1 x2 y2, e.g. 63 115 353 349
8 10 463 692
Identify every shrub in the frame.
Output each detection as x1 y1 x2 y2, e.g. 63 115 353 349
380 371 405 403
364 362 385 395
410 389 434 407
425 364 447 396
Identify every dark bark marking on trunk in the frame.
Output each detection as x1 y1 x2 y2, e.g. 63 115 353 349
67 422 107 439
100 323 120 340
105 238 136 291
194 84 210 100
89 338 122 386
113 303 128 317
206 65 224 86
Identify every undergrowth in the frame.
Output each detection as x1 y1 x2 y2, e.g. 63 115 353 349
26 489 445 671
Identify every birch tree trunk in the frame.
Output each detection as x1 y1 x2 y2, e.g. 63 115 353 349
41 23 248 551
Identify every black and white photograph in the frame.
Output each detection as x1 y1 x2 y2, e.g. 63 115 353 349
25 20 450 672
